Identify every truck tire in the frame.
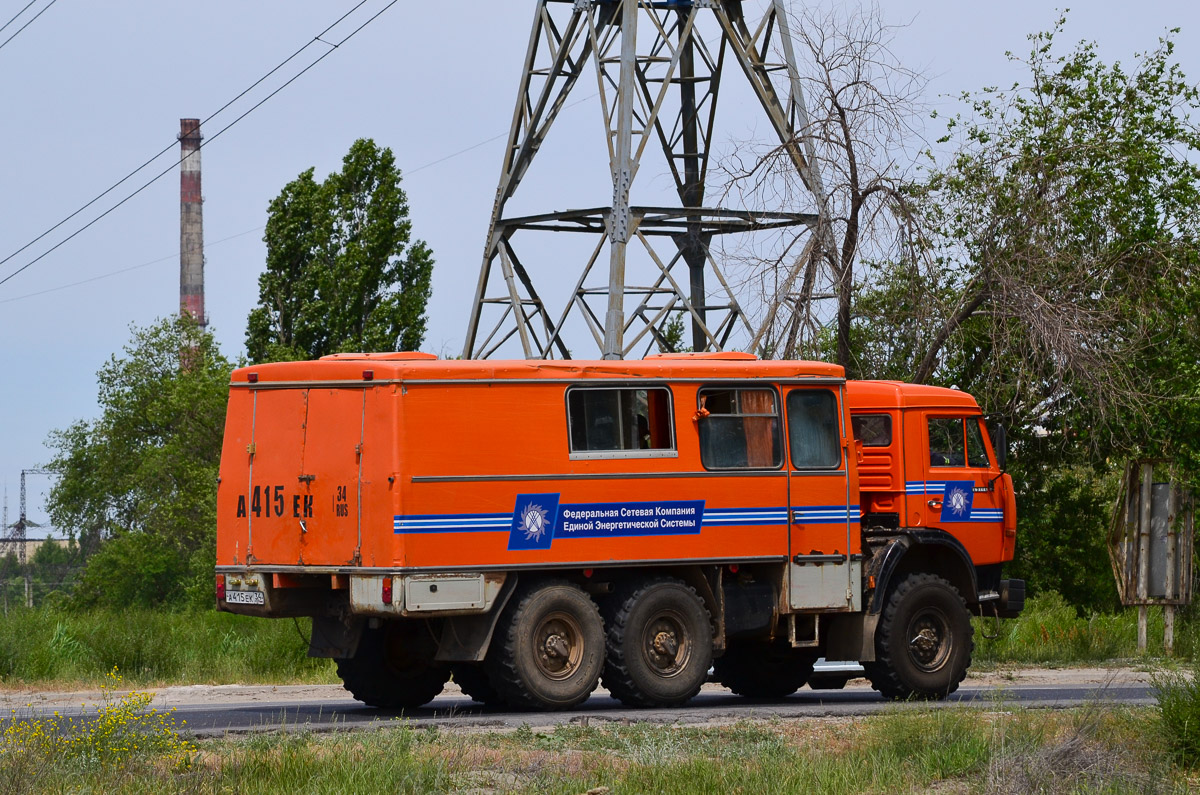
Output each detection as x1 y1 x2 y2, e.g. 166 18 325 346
451 663 504 706
485 580 604 710
863 573 973 700
601 578 713 707
335 621 450 709
715 641 815 698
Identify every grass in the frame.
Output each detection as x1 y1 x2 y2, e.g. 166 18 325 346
0 607 336 688
0 704 1192 794
974 591 1200 666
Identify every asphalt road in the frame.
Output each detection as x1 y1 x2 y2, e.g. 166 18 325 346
162 680 1157 737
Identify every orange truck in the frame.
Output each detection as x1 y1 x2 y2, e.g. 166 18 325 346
215 352 1023 710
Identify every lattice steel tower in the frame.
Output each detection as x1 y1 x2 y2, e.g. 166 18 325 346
464 0 832 360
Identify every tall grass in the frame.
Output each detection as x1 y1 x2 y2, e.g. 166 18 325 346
0 607 335 687
975 591 1200 665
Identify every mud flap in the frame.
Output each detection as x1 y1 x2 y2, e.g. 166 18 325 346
435 575 518 663
825 612 880 662
309 615 366 659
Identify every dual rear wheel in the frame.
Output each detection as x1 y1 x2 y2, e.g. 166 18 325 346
480 578 713 710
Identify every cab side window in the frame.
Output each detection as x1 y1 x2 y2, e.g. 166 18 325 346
567 387 674 456
965 418 992 468
929 416 992 468
787 390 841 468
698 387 782 469
928 418 966 467
851 413 892 447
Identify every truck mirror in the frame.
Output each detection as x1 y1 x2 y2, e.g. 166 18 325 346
993 424 1007 470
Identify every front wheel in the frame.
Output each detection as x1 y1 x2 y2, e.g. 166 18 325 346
863 573 973 700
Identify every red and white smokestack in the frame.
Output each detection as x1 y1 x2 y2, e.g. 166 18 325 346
179 118 205 329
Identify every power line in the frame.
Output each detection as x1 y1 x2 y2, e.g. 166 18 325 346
0 0 38 37
0 0 56 55
0 227 263 306
0 0 391 289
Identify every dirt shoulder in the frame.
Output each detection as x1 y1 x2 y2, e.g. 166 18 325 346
0 665 1160 710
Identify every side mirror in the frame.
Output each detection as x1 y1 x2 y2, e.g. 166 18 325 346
993 424 1007 471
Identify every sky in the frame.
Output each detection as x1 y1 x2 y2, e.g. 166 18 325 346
1 1 1196 535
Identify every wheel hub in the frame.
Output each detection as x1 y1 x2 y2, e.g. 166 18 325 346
534 613 583 680
643 613 690 676
907 608 951 672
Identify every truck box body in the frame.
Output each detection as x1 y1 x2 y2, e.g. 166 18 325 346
219 354 861 589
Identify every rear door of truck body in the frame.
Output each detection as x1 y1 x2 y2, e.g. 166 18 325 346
903 407 1004 565
219 383 395 568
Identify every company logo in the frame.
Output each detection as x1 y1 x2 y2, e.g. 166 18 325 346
508 493 560 551
519 502 550 543
939 480 975 522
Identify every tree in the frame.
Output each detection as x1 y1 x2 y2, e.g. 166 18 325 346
896 18 1200 456
724 4 927 374
246 138 435 363
45 315 231 608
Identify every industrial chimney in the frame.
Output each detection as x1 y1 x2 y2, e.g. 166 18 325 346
179 118 205 329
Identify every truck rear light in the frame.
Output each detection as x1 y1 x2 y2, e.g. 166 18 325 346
247 372 258 383
381 577 393 605
363 370 374 381
216 574 226 600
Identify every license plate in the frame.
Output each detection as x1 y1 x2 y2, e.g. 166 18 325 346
226 590 265 605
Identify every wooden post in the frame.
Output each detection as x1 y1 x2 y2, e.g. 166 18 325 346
1165 605 1176 654
1136 464 1153 652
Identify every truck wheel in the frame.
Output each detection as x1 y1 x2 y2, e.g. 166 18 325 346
335 621 450 709
486 581 604 710
451 663 504 706
863 573 973 700
715 641 814 698
602 578 712 707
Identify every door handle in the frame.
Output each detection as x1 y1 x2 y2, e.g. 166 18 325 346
927 500 942 508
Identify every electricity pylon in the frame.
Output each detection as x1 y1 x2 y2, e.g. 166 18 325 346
464 0 832 360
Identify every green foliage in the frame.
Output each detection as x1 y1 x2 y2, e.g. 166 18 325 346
1154 662 1200 767
972 592 1200 663
911 16 1200 459
44 316 231 609
656 312 690 354
0 607 332 685
246 138 434 363
1007 463 1121 613
71 534 187 610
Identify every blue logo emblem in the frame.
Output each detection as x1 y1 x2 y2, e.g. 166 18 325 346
508 493 560 551
940 481 975 522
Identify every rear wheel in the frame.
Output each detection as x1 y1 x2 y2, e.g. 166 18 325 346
485 581 604 710
715 641 815 698
335 621 450 709
602 578 712 707
863 573 973 700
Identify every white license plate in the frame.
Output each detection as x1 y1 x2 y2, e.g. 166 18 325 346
226 590 265 605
